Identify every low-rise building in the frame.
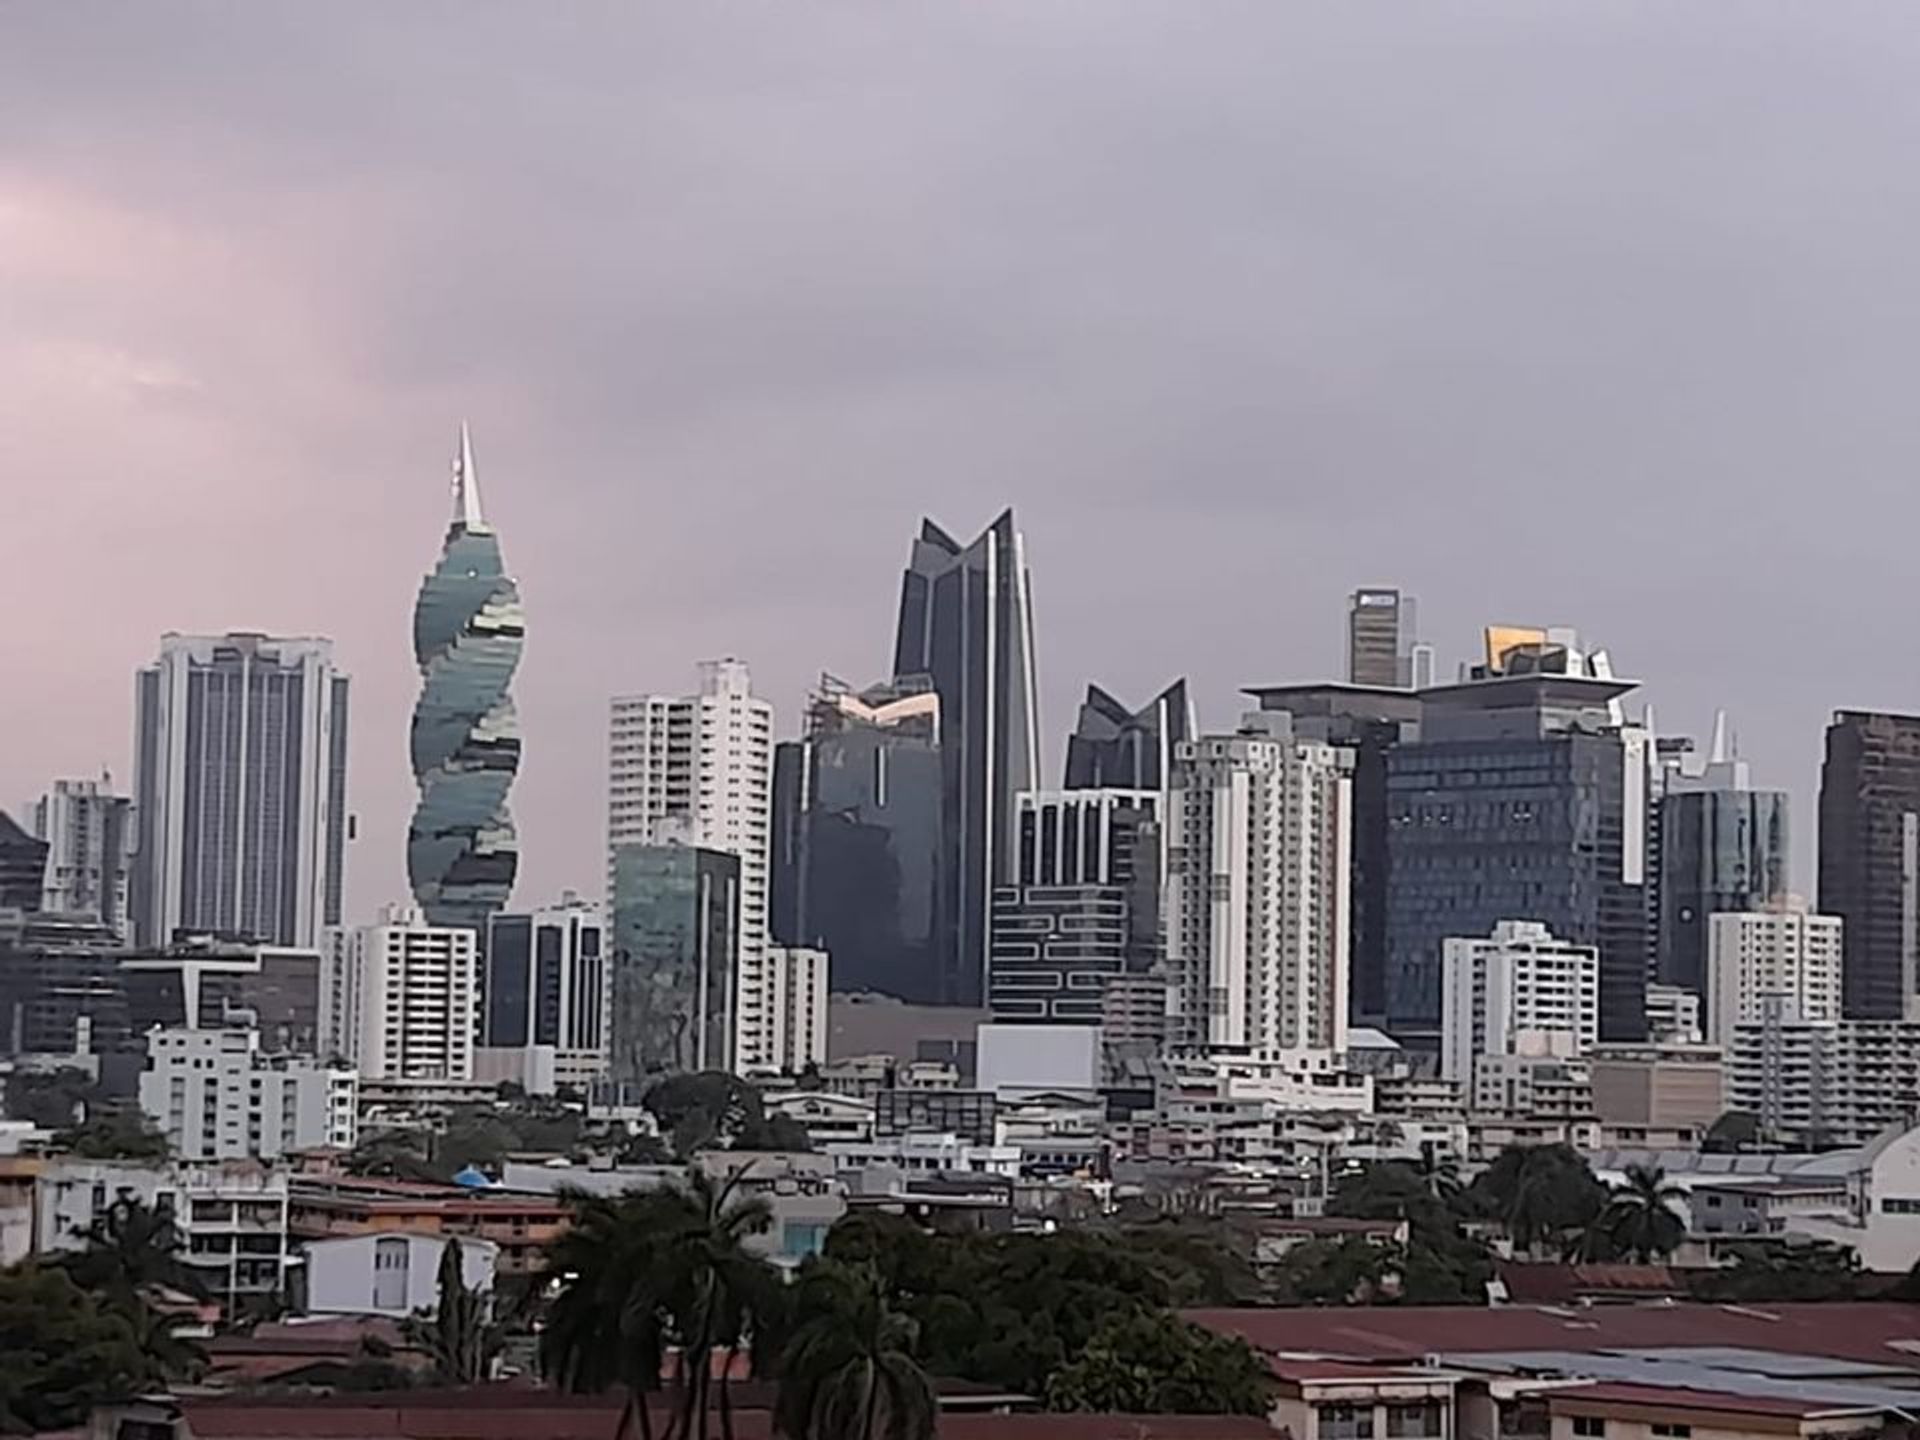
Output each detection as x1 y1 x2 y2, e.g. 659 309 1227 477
1589 1043 1724 1132
760 1090 876 1145
826 1131 1021 1179
288 1175 568 1277
303 1232 497 1318
138 1027 358 1160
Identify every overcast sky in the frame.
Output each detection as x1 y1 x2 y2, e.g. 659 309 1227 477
7 3 1920 917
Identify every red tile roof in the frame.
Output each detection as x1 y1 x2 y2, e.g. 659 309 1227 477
1184 1302 1920 1369
1552 1383 1885 1420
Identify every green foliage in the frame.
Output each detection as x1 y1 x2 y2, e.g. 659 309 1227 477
52 1196 208 1383
776 1261 935 1440
0 1265 146 1433
541 1171 780 1440
1696 1240 1863 1303
643 1072 812 1158
403 1240 502 1385
1702 1110 1761 1155
1323 1161 1493 1302
1582 1165 1686 1263
3 1067 97 1129
1466 1144 1607 1256
342 1129 439 1181
52 1108 169 1161
1270 1235 1405 1305
1045 1310 1273 1416
1106 1219 1263 1306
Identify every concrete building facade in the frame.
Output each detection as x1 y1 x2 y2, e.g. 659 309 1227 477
1439 919 1600 1085
326 904 478 1082
32 778 133 936
1705 904 1843 1047
138 1027 357 1160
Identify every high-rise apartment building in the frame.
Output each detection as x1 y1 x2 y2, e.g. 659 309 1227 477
989 790 1161 1024
0 813 48 913
409 428 524 936
325 904 478 1082
138 1027 357 1160
1728 1006 1920 1146
739 945 828 1076
607 837 739 1093
0 912 130 1057
1163 713 1352 1058
608 659 773 1068
484 894 607 1087
1243 684 1423 1029
891 511 1040 1007
1439 920 1599 1085
1384 629 1649 1044
1655 722 1789 995
769 677 944 1000
1705 903 1843 1047
1063 680 1194 792
1818 710 1920 1020
132 632 349 948
33 779 133 936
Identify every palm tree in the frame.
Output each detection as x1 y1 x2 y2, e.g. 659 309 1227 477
540 1171 778 1440
404 1240 501 1384
540 1189 671 1440
1596 1164 1687 1262
53 1198 207 1383
776 1262 936 1440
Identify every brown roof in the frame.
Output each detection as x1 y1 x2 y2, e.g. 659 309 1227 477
1184 1301 1920 1368
1496 1262 1685 1304
1552 1383 1885 1420
180 1392 1271 1440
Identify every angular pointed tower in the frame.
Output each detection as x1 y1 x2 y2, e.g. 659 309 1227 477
408 426 524 935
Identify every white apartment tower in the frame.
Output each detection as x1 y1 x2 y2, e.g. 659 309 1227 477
325 904 479 1082
608 660 775 1072
1164 714 1352 1060
33 777 134 936
139 1027 358 1160
1440 919 1600 1085
1706 902 1843 1047
738 945 829 1077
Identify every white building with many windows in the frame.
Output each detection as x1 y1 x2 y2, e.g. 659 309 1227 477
738 944 828 1077
608 659 775 1073
1163 713 1352 1060
138 1027 357 1160
1705 902 1842 1047
324 904 479 1082
1440 920 1599 1086
32 777 133 937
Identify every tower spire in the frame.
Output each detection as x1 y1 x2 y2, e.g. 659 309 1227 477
453 423 486 531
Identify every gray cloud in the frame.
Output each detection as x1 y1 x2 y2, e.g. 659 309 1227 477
7 2 1920 909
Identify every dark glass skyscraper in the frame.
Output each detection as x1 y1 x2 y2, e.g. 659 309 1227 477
1064 680 1194 791
1656 758 1789 996
1818 710 1920 1020
770 678 946 1001
409 428 523 935
609 840 738 1092
891 511 1038 1007
0 814 48 913
1385 666 1650 1045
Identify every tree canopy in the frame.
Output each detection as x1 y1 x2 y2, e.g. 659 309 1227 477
0 1266 146 1434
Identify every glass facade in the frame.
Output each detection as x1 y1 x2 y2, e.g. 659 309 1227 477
1657 788 1790 993
891 511 1039 1006
1386 731 1647 1043
608 843 738 1092
0 813 47 912
1818 710 1920 1019
408 469 523 936
1063 680 1193 792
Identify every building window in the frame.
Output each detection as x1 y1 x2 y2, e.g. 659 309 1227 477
1572 1419 1605 1438
1318 1405 1375 1440
1652 1427 1690 1438
1387 1403 1441 1439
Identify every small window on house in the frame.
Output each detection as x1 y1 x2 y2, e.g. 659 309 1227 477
1652 1427 1690 1438
1572 1419 1606 1439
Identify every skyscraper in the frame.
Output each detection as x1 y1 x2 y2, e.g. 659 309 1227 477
484 894 608 1089
608 660 773 1069
769 676 945 1001
1163 713 1352 1057
1383 628 1650 1045
325 903 479 1082
891 510 1040 1007
409 427 524 936
608 835 739 1091
1655 719 1790 995
132 632 349 948
1063 680 1194 791
1818 709 1920 1020
33 778 133 936
1346 588 1429 689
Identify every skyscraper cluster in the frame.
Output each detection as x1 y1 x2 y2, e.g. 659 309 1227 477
11 460 1920 1133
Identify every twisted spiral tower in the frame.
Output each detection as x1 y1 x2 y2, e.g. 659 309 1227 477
408 425 523 933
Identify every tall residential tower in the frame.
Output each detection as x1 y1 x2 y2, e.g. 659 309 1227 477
132 633 349 948
408 428 524 934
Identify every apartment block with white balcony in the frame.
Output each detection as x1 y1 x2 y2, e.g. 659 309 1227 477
1705 901 1842 1047
325 904 479 1082
1440 920 1599 1087
139 1027 357 1160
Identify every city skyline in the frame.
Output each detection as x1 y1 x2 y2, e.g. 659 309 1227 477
17 6 1920 920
